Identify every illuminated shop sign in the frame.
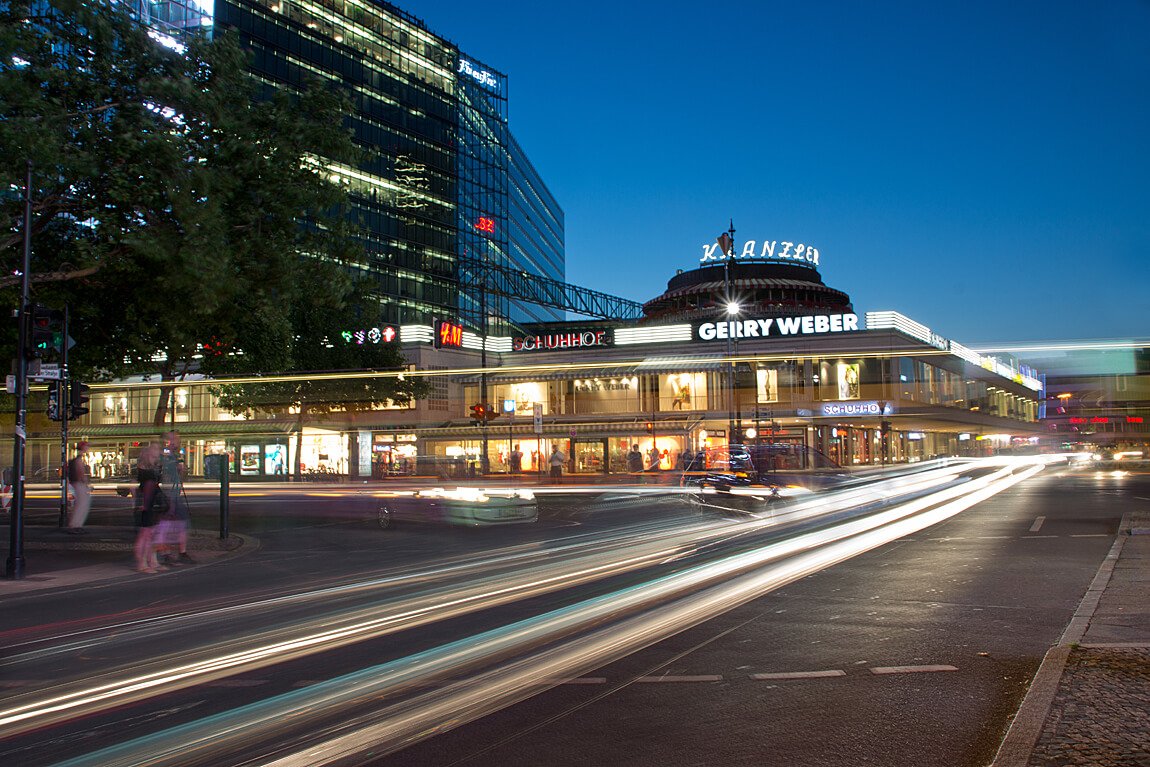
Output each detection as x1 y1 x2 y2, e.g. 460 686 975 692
701 239 820 266
341 326 397 345
434 319 464 349
697 313 859 341
475 216 496 233
512 330 611 352
819 401 895 417
458 59 498 89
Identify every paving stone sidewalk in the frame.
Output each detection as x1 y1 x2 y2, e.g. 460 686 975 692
994 513 1150 767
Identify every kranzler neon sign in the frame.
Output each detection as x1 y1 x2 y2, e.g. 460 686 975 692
700 239 820 266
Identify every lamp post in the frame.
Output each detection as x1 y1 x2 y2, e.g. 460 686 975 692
722 219 739 446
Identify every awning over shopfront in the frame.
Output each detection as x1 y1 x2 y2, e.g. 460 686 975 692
471 355 728 385
59 421 298 439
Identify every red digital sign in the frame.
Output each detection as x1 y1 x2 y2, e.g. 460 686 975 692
435 319 464 349
1069 417 1088 424
1128 416 1143 424
475 217 495 234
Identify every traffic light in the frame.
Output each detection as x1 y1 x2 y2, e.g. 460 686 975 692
27 303 64 359
470 403 486 425
484 403 500 421
46 381 63 421
645 422 653 433
69 380 90 420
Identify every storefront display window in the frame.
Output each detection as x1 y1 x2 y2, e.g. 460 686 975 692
837 363 860 400
264 444 288 476
756 368 778 404
239 444 261 476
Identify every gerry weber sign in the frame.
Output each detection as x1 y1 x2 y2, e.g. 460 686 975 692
701 239 820 266
696 313 859 341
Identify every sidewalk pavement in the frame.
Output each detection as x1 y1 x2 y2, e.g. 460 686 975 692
0 523 253 594
992 511 1150 767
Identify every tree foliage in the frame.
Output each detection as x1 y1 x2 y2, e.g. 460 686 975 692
0 1 425 425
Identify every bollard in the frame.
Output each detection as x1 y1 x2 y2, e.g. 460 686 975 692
205 454 230 540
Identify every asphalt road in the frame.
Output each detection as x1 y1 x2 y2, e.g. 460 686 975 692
0 462 1135 767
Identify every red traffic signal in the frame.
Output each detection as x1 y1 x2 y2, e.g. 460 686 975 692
470 403 486 423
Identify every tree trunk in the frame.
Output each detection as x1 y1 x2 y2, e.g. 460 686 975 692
293 400 306 480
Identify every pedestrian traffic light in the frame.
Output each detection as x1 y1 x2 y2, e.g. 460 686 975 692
46 380 63 421
27 303 64 359
470 403 486 425
69 380 90 420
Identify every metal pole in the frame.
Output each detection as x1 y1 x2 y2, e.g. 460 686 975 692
58 305 69 527
479 277 489 477
724 220 737 446
6 161 33 579
218 458 230 539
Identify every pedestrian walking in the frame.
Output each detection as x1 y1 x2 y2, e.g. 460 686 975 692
66 441 92 534
509 444 523 474
548 445 567 483
159 430 194 565
134 443 166 573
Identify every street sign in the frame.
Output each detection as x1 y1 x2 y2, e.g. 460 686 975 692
30 363 60 381
532 403 542 434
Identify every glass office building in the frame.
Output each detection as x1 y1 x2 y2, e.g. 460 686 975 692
163 0 563 331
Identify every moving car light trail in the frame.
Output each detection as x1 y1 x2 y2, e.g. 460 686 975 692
21 457 1051 767
0 461 975 738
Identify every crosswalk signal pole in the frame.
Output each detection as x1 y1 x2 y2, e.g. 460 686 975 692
7 161 33 580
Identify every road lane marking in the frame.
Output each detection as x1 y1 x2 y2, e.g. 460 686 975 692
750 670 845 680
560 677 607 684
870 665 958 674
1029 516 1045 532
203 679 268 688
635 675 723 683
1022 535 1057 539
1069 534 1111 538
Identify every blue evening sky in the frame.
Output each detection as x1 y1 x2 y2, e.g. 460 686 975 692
415 1 1150 346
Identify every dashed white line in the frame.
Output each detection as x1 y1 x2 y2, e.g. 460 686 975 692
870 664 958 675
635 675 723 683
750 670 846 680
1022 535 1058 539
1069 534 1111 538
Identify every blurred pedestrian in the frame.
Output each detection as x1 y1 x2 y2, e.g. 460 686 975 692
548 445 567 483
627 444 644 473
509 444 523 474
134 442 166 573
159 430 194 565
647 445 662 471
66 441 92 534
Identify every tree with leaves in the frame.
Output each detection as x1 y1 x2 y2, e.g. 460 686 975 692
0 1 417 428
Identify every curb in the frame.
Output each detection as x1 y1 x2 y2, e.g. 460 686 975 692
0 530 259 594
988 514 1130 767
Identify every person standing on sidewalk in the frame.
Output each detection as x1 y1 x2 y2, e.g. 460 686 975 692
66 441 92 534
548 445 567 483
159 430 194 565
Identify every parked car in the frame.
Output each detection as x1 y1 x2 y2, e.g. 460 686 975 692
376 487 538 528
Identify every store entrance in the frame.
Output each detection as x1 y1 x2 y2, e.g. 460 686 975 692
573 439 607 474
